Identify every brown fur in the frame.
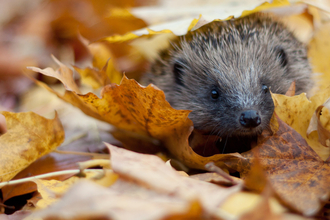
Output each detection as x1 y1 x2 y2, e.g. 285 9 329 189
141 14 313 144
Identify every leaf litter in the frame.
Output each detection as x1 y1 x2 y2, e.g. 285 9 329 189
1 0 330 219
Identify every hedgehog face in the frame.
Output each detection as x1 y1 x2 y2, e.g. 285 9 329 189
165 44 277 138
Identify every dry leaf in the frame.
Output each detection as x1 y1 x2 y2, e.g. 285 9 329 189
1 151 91 202
28 56 80 93
308 22 330 92
239 187 282 220
307 97 330 147
0 111 64 182
25 144 242 219
26 180 203 220
285 81 296 96
74 38 123 88
0 211 31 220
33 169 118 209
225 117 330 216
107 143 242 217
272 87 330 160
190 172 241 186
28 65 244 170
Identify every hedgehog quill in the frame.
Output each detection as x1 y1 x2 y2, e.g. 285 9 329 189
142 14 313 154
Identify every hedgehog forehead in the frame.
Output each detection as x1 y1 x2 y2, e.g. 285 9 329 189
173 36 266 75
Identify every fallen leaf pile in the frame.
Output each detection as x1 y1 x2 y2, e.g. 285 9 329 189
1 0 330 219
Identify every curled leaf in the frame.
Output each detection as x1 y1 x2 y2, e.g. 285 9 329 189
307 97 330 147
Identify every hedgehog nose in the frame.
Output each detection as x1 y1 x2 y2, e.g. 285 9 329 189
239 110 261 128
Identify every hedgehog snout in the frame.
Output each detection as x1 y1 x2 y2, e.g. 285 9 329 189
239 110 261 128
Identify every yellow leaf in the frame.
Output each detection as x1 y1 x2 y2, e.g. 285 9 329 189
0 112 64 182
273 86 330 160
103 32 139 43
221 191 286 217
34 169 118 209
88 43 114 71
73 66 106 89
241 0 290 17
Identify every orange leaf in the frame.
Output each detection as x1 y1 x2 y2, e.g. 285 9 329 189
28 67 244 170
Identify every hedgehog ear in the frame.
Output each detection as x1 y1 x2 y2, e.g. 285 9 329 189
173 62 185 86
274 46 288 68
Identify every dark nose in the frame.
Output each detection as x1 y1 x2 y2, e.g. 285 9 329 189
239 110 261 128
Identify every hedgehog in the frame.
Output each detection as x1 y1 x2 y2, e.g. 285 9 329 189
141 13 313 153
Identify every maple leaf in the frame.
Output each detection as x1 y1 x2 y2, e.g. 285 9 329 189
28 63 244 170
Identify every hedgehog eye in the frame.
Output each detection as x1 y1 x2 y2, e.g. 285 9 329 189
173 62 184 86
211 89 219 99
262 84 269 94
274 46 288 67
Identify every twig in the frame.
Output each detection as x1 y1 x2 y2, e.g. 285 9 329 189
205 162 236 184
0 169 100 188
61 132 88 146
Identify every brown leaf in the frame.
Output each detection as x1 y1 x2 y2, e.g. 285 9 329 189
25 144 242 219
190 172 242 186
0 211 31 220
27 56 80 93
225 117 330 216
107 143 242 216
284 81 296 97
0 112 64 182
25 180 203 220
243 159 268 193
